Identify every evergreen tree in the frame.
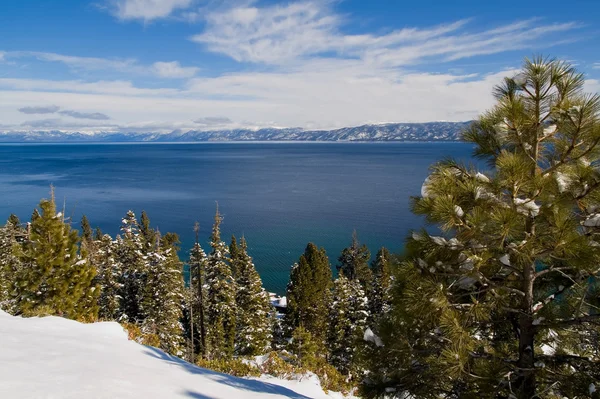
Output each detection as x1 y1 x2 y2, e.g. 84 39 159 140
94 234 122 320
327 275 369 375
205 207 237 359
139 211 156 250
289 326 320 369
234 236 273 356
337 231 372 290
189 223 208 358
0 218 24 313
229 235 240 278
115 210 148 322
369 247 393 322
285 242 332 343
364 57 600 399
80 215 93 247
14 193 98 319
141 236 185 356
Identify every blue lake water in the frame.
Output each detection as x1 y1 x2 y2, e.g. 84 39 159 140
0 142 475 293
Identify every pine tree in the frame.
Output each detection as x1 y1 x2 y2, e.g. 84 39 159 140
229 235 240 279
189 222 208 359
94 234 122 320
141 235 185 356
114 210 148 322
205 206 237 359
289 326 320 369
0 218 24 313
364 57 600 399
285 242 332 343
327 275 369 375
14 193 98 319
139 211 157 250
337 231 372 290
369 247 393 322
234 236 273 356
80 215 93 247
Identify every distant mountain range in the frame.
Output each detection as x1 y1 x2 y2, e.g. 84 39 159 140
0 121 472 142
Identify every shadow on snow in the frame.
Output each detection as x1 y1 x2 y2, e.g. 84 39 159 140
142 346 313 399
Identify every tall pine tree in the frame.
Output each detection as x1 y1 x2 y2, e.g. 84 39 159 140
337 231 372 291
364 56 600 399
327 275 369 375
141 234 185 356
234 236 273 356
285 242 332 343
189 222 208 359
14 192 98 319
94 234 122 320
114 210 148 322
205 206 237 359
0 217 25 313
369 247 393 322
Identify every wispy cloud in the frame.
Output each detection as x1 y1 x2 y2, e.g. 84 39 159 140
18 105 61 114
110 0 194 22
17 104 110 121
191 2 579 66
2 51 198 79
59 110 111 120
194 116 232 126
152 61 199 78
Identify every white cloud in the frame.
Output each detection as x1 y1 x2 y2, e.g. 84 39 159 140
0 67 515 133
2 51 197 79
152 61 199 78
191 2 579 66
593 63 600 69
112 0 193 22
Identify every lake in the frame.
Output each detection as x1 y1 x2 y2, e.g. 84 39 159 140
0 142 475 293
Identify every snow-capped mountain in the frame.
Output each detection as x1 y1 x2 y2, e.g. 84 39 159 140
0 122 471 142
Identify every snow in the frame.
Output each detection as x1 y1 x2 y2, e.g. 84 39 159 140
590 383 596 394
0 310 346 399
583 214 600 227
514 198 540 217
499 254 511 266
475 172 490 183
453 205 464 218
363 327 383 347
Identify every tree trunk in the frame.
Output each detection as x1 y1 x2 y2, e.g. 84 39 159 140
517 261 536 399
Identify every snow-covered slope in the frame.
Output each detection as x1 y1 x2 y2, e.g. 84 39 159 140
0 310 346 399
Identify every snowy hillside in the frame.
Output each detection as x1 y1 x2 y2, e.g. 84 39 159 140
0 311 350 399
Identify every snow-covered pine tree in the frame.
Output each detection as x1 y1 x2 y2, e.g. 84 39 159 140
337 231 372 291
139 211 157 251
229 235 240 279
369 247 393 322
14 193 98 319
189 222 208 358
327 275 369 375
0 217 25 313
141 234 185 356
234 236 273 356
205 206 237 359
285 242 332 344
114 210 148 323
94 234 122 320
363 57 600 399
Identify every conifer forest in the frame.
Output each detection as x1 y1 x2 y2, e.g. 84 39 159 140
1 57 600 398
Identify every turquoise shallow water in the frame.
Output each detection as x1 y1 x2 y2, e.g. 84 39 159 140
0 142 475 293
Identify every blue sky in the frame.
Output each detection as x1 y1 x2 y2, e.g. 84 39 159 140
1 0 599 133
